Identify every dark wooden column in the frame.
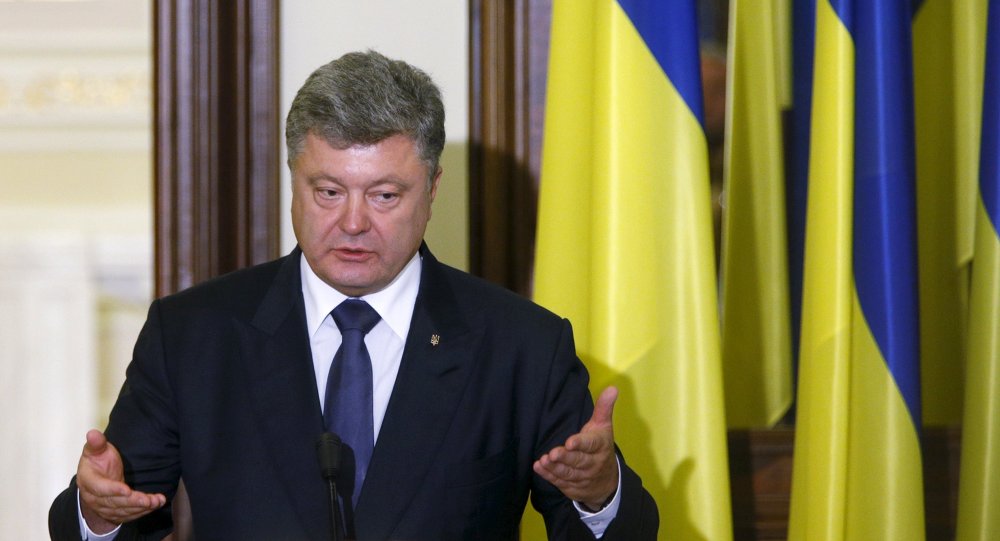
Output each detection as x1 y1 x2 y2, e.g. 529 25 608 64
154 0 280 297
468 0 551 296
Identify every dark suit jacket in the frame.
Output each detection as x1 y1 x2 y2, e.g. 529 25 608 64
50 247 657 540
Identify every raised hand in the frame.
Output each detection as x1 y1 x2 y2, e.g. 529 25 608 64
77 429 166 534
533 386 620 510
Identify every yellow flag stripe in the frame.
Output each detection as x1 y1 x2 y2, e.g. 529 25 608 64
720 0 793 428
912 0 985 426
956 200 1000 540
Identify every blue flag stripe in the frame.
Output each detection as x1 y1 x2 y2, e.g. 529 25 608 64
615 0 704 125
983 0 1000 233
851 0 923 423
828 0 854 34
789 0 817 390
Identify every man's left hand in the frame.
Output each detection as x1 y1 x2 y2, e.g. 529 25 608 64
533 386 620 510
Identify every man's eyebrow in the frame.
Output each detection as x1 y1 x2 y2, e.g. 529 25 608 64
370 178 410 189
306 175 412 190
307 174 340 184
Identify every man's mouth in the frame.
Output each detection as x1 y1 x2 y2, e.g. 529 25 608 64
333 247 374 261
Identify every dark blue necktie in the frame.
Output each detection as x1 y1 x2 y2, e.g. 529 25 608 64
323 298 380 528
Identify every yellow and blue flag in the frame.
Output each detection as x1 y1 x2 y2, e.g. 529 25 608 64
956 1 1000 537
788 0 926 539
530 0 732 539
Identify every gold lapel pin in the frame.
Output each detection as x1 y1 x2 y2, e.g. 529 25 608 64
430 334 440 346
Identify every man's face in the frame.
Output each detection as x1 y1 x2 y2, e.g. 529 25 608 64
291 132 439 296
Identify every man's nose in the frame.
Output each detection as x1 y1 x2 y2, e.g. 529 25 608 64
340 196 371 235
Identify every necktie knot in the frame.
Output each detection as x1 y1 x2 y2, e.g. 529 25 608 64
331 299 380 334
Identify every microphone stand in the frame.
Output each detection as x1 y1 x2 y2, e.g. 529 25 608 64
317 433 345 541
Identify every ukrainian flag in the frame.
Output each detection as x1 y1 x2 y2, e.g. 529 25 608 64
530 0 732 539
788 1 925 539
956 1 1000 537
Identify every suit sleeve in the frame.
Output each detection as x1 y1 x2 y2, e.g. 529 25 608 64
528 319 659 540
48 477 82 541
49 301 180 541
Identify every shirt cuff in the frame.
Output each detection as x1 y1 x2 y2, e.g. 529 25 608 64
77 489 121 541
573 457 622 539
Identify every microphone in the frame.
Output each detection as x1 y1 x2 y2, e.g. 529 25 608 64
316 432 344 541
317 432 342 480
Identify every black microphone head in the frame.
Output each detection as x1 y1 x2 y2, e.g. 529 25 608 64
316 432 342 480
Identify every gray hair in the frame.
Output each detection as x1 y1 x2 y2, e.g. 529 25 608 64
285 50 446 179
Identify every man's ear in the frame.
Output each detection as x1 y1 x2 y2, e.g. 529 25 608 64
429 166 443 202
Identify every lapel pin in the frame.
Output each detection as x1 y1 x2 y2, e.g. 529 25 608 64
430 334 440 346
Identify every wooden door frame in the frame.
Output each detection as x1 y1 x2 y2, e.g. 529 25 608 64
153 0 281 298
468 0 550 296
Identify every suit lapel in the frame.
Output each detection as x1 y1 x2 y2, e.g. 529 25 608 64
355 249 483 540
239 250 329 540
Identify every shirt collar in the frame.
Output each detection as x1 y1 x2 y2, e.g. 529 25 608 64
300 250 422 341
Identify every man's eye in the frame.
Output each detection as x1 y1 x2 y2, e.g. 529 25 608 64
374 192 399 202
317 188 339 198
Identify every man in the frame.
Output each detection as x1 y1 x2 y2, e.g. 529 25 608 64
50 50 658 540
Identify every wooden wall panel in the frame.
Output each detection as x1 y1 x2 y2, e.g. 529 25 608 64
154 0 280 298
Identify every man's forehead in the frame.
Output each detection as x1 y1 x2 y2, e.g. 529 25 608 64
309 130 415 151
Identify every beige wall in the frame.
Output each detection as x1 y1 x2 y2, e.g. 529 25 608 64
279 0 470 270
0 2 152 537
0 151 149 223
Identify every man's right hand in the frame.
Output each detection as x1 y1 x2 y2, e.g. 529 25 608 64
77 429 166 534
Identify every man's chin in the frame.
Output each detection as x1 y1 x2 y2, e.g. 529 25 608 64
322 272 382 297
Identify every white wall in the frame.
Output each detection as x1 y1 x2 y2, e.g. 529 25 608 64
279 1 470 270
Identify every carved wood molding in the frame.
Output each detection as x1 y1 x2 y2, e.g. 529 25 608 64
154 0 280 297
468 0 550 296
